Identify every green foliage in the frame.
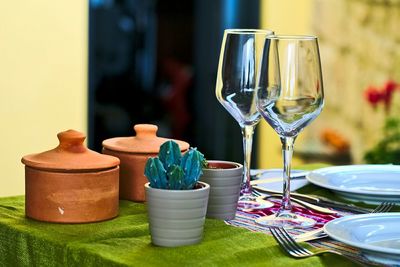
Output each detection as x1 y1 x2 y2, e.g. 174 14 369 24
364 117 400 164
144 140 207 190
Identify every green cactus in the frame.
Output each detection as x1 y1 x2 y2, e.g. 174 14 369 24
167 165 184 190
180 148 204 189
144 157 168 189
159 140 181 170
144 141 207 190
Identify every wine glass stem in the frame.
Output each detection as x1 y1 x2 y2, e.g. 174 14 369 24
240 125 255 196
280 136 296 212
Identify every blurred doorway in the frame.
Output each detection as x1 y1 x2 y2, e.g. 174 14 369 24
88 0 261 166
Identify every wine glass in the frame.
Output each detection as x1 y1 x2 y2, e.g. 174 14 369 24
215 29 274 209
256 35 324 228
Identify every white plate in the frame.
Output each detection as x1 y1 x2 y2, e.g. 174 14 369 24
324 213 400 265
306 164 400 203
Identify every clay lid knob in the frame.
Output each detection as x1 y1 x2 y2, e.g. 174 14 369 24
57 129 87 153
134 124 158 139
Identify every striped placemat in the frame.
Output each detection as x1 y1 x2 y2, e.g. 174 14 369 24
225 200 381 266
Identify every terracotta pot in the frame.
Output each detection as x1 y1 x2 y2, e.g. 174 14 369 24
102 124 189 202
21 130 120 223
200 160 243 220
145 182 210 247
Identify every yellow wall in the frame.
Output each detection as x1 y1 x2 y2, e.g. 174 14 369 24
258 0 313 168
0 2 88 196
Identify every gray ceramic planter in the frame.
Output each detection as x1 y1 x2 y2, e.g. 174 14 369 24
145 181 210 247
200 160 243 220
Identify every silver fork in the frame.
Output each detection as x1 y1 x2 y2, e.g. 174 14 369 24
270 227 385 267
294 201 396 242
253 189 396 241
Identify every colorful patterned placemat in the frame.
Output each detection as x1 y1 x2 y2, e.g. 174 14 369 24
225 200 381 266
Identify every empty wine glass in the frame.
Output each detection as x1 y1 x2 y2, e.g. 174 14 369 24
215 29 274 210
256 35 324 228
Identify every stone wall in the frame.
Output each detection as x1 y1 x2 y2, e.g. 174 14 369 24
303 0 400 163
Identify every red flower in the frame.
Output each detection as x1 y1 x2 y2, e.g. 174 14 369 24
384 80 397 94
382 80 398 112
364 86 383 108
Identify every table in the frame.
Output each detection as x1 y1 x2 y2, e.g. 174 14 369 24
0 189 355 267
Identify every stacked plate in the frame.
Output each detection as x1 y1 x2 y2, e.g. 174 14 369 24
251 165 400 264
306 164 400 204
324 213 400 265
306 164 400 265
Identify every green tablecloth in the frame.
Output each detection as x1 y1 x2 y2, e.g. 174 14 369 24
0 192 355 267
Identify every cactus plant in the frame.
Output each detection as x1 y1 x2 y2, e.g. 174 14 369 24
144 140 207 190
159 140 181 169
144 158 168 189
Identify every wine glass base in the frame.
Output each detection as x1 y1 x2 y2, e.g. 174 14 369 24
237 195 274 211
255 212 315 229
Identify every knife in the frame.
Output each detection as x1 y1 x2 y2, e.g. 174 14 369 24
250 173 307 185
250 171 308 181
294 228 328 242
263 194 337 214
252 186 371 214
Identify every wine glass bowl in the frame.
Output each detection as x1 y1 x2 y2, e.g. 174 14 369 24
256 35 324 228
260 94 324 137
216 29 272 126
215 29 274 209
258 35 324 138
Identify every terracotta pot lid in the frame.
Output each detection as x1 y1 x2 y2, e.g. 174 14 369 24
102 124 190 154
22 129 120 172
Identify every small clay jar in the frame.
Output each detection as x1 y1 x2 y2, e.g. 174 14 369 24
21 130 120 223
102 124 189 202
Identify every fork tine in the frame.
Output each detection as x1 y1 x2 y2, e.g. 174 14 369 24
372 201 395 213
270 227 302 257
272 227 310 257
379 202 390 213
382 202 396 212
252 190 261 197
372 202 386 213
273 228 299 253
278 227 312 257
270 227 294 256
387 202 396 211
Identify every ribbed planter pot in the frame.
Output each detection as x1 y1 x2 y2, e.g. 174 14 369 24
145 182 210 247
200 160 243 220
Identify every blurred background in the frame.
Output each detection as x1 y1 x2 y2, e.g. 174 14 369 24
1 0 400 196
